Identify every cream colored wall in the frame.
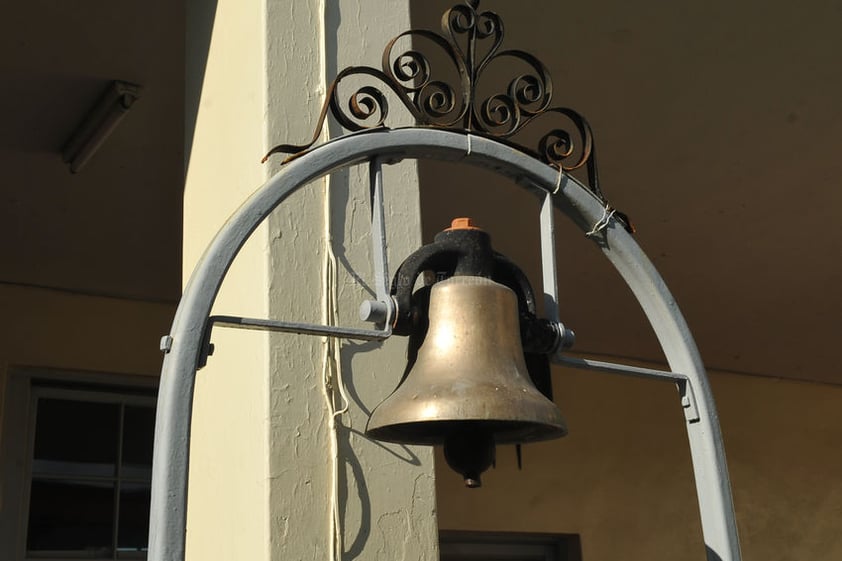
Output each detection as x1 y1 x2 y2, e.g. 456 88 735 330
184 1 437 560
434 366 842 561
720 374 842 561
0 283 172 379
183 0 270 558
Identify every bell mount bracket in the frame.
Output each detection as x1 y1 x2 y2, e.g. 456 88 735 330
150 129 740 561
150 1 740 560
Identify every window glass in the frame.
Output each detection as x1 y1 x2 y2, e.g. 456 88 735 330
121 405 154 479
439 531 582 561
25 391 155 560
26 479 115 554
117 482 152 554
32 399 119 477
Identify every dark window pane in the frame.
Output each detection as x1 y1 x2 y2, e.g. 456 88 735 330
117 483 151 553
439 531 582 561
122 405 155 479
26 479 114 555
32 398 119 477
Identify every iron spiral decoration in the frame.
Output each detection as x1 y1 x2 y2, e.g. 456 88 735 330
263 0 631 230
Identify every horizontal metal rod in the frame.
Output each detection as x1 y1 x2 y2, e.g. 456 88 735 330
554 355 687 381
209 315 392 341
554 355 700 422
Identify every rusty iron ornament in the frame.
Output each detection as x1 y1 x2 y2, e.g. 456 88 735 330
262 0 634 233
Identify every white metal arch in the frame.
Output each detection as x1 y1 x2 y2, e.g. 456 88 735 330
149 127 740 561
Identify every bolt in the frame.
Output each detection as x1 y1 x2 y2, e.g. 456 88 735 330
556 323 575 349
360 299 389 323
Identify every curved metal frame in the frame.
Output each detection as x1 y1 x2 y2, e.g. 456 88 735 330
149 127 741 561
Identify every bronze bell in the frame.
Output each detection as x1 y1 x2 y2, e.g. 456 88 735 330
366 274 567 487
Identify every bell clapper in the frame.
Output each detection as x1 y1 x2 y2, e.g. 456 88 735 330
443 430 496 488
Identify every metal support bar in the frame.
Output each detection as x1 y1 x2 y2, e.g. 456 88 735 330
554 355 700 422
150 128 741 561
208 315 391 341
539 190 560 323
359 158 397 326
369 159 391 303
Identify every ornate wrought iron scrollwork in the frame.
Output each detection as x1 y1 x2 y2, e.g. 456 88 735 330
263 0 633 233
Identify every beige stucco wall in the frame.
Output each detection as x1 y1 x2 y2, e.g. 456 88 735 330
184 1 438 560
434 366 842 560
183 0 270 558
0 283 172 379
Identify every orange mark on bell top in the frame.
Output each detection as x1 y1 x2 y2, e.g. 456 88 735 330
446 217 483 231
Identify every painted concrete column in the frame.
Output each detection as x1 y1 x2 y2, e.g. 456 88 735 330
184 1 437 560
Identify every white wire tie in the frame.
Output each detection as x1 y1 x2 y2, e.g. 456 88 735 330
585 205 615 238
553 165 563 194
466 133 473 157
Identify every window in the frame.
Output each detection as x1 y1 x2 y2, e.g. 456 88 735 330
25 387 156 560
439 530 582 561
0 370 157 561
